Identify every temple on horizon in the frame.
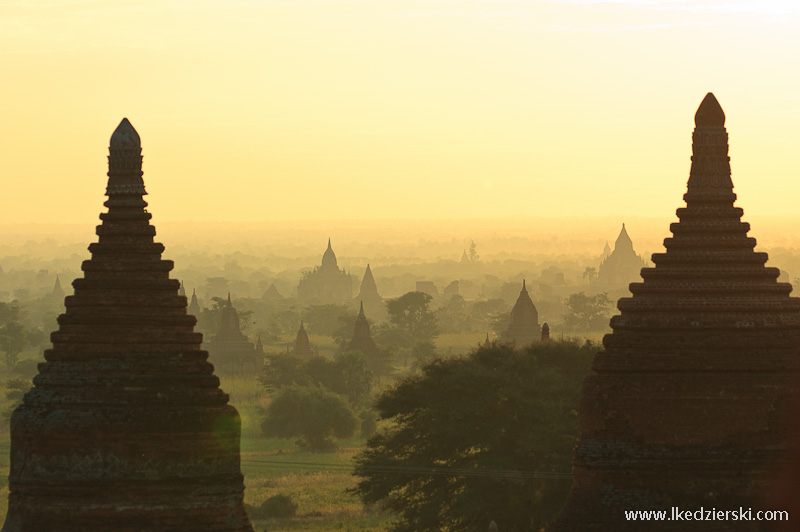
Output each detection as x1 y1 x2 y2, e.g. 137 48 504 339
498 280 539 347
297 239 353 304
597 223 647 290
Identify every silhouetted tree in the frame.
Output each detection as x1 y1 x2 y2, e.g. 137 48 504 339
0 322 28 368
385 291 438 341
468 240 479 262
582 266 597 286
352 341 596 532
560 292 613 332
262 385 358 451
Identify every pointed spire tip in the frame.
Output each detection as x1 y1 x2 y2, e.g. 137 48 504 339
694 92 725 127
110 118 141 148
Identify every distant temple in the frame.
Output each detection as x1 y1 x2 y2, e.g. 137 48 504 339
498 280 539 347
550 94 800 531
297 239 353 304
293 321 314 357
263 283 283 300
187 288 201 317
597 224 647 290
178 280 186 296
1 119 252 531
356 264 384 320
208 294 262 375
52 275 64 299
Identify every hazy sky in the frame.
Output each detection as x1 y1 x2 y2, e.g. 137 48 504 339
2 0 799 224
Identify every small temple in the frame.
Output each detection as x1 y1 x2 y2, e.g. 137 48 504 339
356 264 385 320
1 119 252 531
187 287 201 316
345 301 386 373
51 275 64 299
292 321 314 357
297 239 354 304
550 93 800 531
498 280 540 347
207 293 262 376
597 223 647 290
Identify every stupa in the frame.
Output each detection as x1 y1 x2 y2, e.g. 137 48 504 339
550 94 800 530
208 293 261 375
498 280 539 347
293 321 313 357
597 223 647 290
356 264 385 320
1 119 253 532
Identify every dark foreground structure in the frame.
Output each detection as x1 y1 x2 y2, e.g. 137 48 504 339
2 119 253 531
550 94 800 531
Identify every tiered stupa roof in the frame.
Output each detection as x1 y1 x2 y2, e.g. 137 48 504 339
550 93 800 531
498 280 539 347
1 119 253 531
294 321 313 357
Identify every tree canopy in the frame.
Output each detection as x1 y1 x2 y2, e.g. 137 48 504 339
560 292 613 332
262 385 359 451
352 340 597 532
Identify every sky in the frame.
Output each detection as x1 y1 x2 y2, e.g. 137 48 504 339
2 0 800 225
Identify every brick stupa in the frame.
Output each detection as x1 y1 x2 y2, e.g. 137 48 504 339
550 94 800 530
1 119 253 532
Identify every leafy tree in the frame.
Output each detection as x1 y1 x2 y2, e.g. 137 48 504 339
262 385 358 451
0 321 28 368
261 351 372 405
468 240 479 262
302 304 354 337
560 292 613 332
352 341 596 532
385 291 438 341
582 266 597 286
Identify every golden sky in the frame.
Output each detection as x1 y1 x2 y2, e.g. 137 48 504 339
2 0 799 224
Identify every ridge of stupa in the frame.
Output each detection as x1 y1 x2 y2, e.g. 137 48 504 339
550 94 800 531
1 119 253 531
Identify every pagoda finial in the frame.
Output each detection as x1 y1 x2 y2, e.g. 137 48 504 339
359 300 365 317
227 292 232 306
522 279 526 291
694 92 725 127
106 118 146 197
688 92 732 192
327 238 332 250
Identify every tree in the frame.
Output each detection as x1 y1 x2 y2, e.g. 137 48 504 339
0 322 28 368
582 266 597 286
260 351 372 405
560 292 613 332
468 240 479 262
352 341 596 532
262 385 358 451
302 304 354 337
385 291 438 341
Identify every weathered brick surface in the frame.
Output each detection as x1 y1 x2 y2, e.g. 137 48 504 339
549 94 800 531
1 119 253 532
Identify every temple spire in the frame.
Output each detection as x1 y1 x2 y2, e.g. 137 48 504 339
106 118 146 197
687 92 733 192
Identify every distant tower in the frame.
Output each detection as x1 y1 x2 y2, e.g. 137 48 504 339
357 264 384 320
52 275 65 299
498 280 540 347
602 241 611 260
541 322 550 342
297 239 354 304
263 283 283 300
460 249 470 263
178 280 186 297
208 293 260 375
483 333 491 348
1 118 253 531
187 288 201 316
550 93 800 531
293 321 313 357
597 224 647 290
